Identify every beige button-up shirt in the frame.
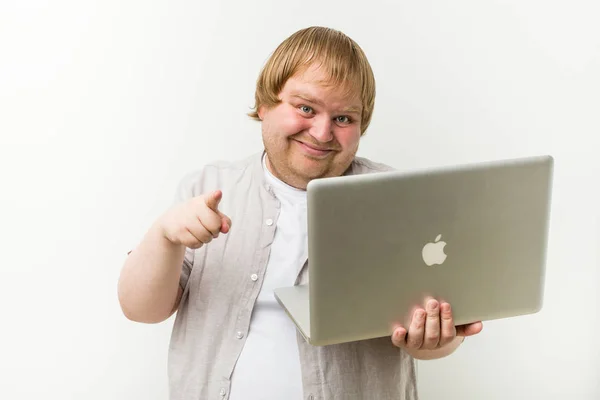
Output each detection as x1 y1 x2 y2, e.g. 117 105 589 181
168 152 418 400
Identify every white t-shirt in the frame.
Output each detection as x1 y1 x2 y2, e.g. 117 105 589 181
228 155 307 400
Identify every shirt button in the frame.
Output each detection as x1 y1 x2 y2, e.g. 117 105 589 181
219 388 226 396
265 218 274 226
250 273 258 281
236 331 244 339
307 395 314 400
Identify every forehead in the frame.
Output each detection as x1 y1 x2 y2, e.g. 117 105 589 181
282 64 362 111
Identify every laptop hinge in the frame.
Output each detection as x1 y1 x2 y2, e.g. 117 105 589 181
294 258 308 286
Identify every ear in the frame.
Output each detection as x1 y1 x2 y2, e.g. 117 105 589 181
257 105 265 120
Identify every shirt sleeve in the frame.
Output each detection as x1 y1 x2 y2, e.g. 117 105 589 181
179 247 195 291
125 169 205 291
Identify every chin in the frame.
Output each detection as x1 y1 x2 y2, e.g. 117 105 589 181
295 163 336 183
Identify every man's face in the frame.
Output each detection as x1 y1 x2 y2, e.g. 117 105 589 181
258 64 363 190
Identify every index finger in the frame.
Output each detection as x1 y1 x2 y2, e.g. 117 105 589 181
204 190 223 211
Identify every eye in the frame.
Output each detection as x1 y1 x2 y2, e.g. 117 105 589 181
335 116 352 124
299 105 313 114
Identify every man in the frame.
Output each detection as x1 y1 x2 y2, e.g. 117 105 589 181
118 26 483 400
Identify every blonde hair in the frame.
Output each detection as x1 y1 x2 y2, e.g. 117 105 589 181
248 26 376 135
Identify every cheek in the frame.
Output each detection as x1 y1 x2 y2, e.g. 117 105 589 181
335 128 361 149
277 111 311 137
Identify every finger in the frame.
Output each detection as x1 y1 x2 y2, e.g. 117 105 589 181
218 212 232 233
439 302 456 347
179 227 209 249
423 299 441 349
406 309 426 349
391 326 408 348
456 321 484 337
204 190 222 212
196 205 224 238
186 223 213 246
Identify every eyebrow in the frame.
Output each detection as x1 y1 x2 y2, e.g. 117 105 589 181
291 93 362 115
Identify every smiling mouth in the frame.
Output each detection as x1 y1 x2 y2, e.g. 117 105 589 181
294 140 336 158
295 139 336 151
300 142 332 151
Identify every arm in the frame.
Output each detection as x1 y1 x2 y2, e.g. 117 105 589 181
117 189 231 324
117 222 186 324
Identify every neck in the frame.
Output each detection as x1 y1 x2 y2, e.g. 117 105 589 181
264 155 309 190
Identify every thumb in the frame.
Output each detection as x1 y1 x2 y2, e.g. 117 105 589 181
204 190 222 211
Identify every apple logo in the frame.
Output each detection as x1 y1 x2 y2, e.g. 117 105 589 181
422 234 447 266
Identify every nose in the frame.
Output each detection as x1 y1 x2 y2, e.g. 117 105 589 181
308 116 333 143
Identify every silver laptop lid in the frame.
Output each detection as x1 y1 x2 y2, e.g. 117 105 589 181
305 155 553 346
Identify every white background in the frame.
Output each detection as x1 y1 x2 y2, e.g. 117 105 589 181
1 1 598 399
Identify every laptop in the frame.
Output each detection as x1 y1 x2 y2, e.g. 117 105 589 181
273 154 554 346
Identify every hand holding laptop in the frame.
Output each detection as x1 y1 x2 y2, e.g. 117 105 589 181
391 298 483 356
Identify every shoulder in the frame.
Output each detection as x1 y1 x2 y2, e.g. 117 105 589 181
174 152 262 202
347 155 397 175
